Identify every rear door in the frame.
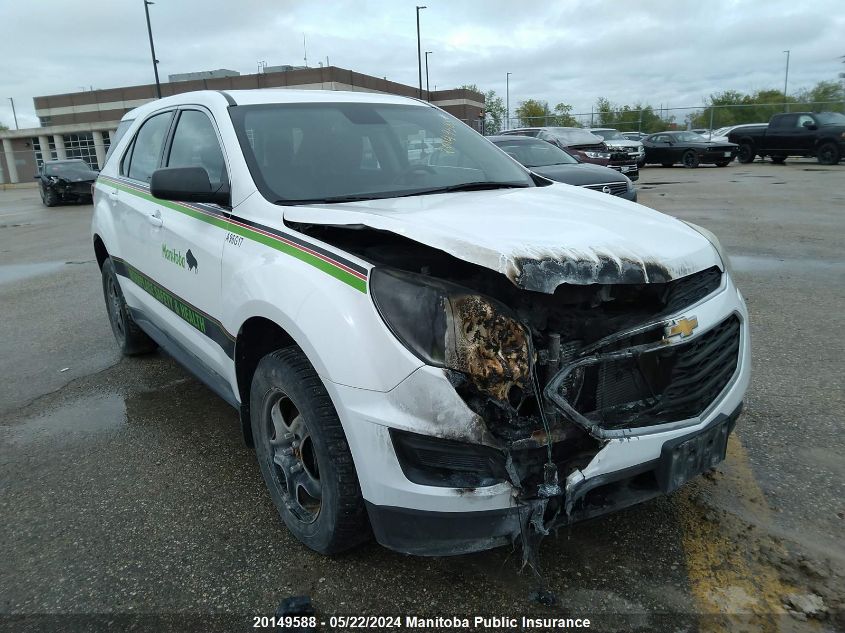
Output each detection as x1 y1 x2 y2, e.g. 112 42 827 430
144 107 233 377
111 109 175 317
765 114 796 152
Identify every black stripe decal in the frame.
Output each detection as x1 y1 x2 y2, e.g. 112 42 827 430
112 257 235 359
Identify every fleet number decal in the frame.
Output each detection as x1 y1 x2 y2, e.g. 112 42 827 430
225 232 243 247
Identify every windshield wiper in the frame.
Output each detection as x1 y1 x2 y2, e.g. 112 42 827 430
398 181 529 197
275 194 390 205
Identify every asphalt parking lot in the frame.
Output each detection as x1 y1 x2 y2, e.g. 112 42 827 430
1 160 843 632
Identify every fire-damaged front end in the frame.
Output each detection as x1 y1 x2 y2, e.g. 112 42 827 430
288 189 750 556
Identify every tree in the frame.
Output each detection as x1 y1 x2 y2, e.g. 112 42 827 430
515 99 551 127
552 103 577 127
459 84 507 134
0 122 8 132
591 98 673 133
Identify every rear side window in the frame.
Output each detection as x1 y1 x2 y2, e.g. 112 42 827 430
104 119 135 164
166 110 228 190
125 112 173 183
770 115 795 130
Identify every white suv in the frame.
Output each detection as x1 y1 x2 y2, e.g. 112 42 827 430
93 90 750 556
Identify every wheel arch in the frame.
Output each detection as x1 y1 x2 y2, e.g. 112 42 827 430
234 315 299 447
93 234 109 270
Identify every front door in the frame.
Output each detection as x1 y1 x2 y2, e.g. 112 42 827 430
145 107 232 378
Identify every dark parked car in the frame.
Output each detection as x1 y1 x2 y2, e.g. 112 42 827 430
499 127 639 180
35 159 98 206
728 112 845 165
489 135 636 201
642 131 738 168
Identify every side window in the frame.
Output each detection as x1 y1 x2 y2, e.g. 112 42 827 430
771 115 795 130
167 110 228 189
105 118 135 163
126 112 173 183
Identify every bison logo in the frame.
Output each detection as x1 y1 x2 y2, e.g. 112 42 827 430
186 249 198 274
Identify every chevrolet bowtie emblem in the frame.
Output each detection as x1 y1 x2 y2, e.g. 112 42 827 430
664 316 699 341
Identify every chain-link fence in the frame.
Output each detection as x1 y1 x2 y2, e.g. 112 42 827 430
496 100 845 135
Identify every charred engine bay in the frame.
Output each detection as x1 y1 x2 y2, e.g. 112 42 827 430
294 224 720 495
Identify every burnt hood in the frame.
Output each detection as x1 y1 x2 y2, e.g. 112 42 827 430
282 184 721 294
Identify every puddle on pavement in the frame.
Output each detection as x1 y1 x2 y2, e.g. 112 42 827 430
730 255 845 273
0 261 66 285
3 393 127 445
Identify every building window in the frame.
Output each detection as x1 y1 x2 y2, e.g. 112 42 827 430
31 138 56 167
62 132 99 169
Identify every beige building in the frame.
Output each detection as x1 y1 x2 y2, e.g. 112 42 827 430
0 66 484 184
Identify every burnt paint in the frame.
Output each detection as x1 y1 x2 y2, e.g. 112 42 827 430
513 254 674 293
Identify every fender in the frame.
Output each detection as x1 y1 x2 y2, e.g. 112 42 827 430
223 259 422 396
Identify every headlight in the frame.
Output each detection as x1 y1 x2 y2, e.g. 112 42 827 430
584 151 611 159
683 221 734 277
370 267 531 401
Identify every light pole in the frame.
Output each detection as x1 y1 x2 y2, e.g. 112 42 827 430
782 50 790 112
416 6 426 99
506 72 511 130
424 51 432 98
8 98 18 129
143 0 162 99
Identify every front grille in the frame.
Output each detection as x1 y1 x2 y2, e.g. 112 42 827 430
583 182 628 197
556 315 741 431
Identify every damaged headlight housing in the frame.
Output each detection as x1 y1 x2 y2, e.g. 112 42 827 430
370 267 531 400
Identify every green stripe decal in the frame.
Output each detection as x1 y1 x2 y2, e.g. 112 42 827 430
98 176 367 293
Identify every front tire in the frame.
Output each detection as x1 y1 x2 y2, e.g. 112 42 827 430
101 258 158 355
42 188 58 207
817 142 840 165
250 347 370 554
682 150 700 168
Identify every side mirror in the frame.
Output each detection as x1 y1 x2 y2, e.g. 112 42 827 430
33 175 41 180
150 167 230 206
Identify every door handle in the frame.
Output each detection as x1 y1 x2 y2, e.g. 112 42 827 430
148 211 163 228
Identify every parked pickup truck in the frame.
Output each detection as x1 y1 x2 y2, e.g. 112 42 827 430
729 111 845 165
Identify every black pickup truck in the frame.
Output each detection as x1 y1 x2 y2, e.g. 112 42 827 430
729 111 845 165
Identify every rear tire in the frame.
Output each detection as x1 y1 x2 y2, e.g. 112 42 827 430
250 347 370 554
101 258 158 355
682 150 700 168
817 142 840 165
737 143 755 164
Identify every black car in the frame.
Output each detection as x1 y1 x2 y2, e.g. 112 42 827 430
35 159 98 206
642 131 738 168
489 135 636 201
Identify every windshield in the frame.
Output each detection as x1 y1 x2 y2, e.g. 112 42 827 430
816 112 845 125
492 138 578 167
44 161 95 177
230 103 533 203
591 129 626 141
675 132 708 142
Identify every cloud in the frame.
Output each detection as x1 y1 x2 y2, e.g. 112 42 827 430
1 0 843 129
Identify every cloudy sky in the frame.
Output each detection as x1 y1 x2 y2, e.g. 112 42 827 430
1 0 843 129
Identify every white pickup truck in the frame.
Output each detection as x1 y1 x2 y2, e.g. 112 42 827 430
92 89 750 556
